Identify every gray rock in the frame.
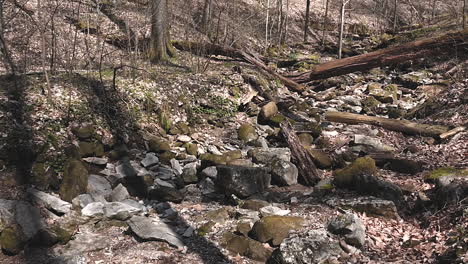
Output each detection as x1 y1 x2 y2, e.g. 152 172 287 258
182 162 198 184
270 160 298 186
157 166 175 180
353 134 395 152
255 137 269 149
82 157 108 166
259 206 290 217
54 231 109 257
207 145 222 155
120 199 146 212
103 202 141 220
325 197 400 219
27 188 72 215
110 184 130 202
141 153 159 168
435 174 468 206
199 177 216 195
81 202 105 218
328 213 366 248
15 202 46 240
200 166 218 180
127 216 184 249
170 159 183 176
72 194 95 209
248 148 291 164
87 174 112 200
0 199 15 231
116 162 137 178
216 165 271 198
154 178 175 188
271 228 345 264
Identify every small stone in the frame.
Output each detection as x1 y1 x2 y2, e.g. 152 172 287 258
177 135 191 143
183 227 194 238
258 102 278 124
103 202 141 220
27 188 72 215
207 145 222 155
141 153 159 168
82 157 108 166
127 216 184 249
238 123 258 142
110 184 130 202
259 206 290 217
170 159 183 176
328 213 366 248
200 166 217 179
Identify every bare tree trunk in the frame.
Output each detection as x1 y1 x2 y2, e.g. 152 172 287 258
321 0 329 47
283 0 290 44
149 0 174 63
304 0 311 42
0 0 16 74
464 0 467 29
201 0 212 33
266 0 270 49
38 0 52 100
393 0 398 31
338 0 350 59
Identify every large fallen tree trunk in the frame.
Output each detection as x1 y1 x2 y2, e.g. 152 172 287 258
325 111 450 138
280 121 321 186
172 41 305 92
290 29 468 83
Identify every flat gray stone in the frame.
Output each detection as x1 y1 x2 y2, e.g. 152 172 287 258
127 216 184 249
103 202 141 220
116 162 137 178
72 194 95 209
141 153 159 168
82 157 108 165
28 188 72 215
87 174 112 200
200 166 218 180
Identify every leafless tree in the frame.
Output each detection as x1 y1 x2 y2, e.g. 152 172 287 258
304 0 311 42
338 0 351 59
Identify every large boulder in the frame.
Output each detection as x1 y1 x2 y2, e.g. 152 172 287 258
250 216 304 246
0 199 16 232
269 228 346 264
434 173 468 207
87 174 112 201
216 165 271 198
0 224 25 255
59 159 89 202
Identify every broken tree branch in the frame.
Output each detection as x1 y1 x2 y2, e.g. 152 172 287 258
280 121 321 186
324 111 451 138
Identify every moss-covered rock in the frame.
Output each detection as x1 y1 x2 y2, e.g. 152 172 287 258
0 225 25 255
197 221 215 236
368 83 398 103
361 96 380 114
78 141 104 158
238 123 258 142
298 133 313 147
241 199 270 211
306 148 332 169
158 110 172 132
425 167 468 182
250 216 304 246
148 138 171 153
159 151 177 164
334 156 377 187
268 114 286 126
203 208 231 224
59 159 88 202
184 143 198 156
220 232 273 261
71 124 94 140
200 153 228 167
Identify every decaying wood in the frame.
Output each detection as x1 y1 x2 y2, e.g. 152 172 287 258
280 121 321 186
172 41 305 92
325 111 451 138
289 29 468 83
439 126 466 139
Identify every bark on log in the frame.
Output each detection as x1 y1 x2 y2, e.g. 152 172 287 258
290 29 468 83
172 41 305 92
280 121 321 186
325 111 450 138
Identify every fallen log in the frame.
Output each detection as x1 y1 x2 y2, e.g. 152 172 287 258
280 121 321 186
172 40 305 92
290 29 468 83
324 111 451 138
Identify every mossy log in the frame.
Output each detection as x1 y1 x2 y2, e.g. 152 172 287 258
289 29 468 84
325 111 450 138
280 121 320 186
